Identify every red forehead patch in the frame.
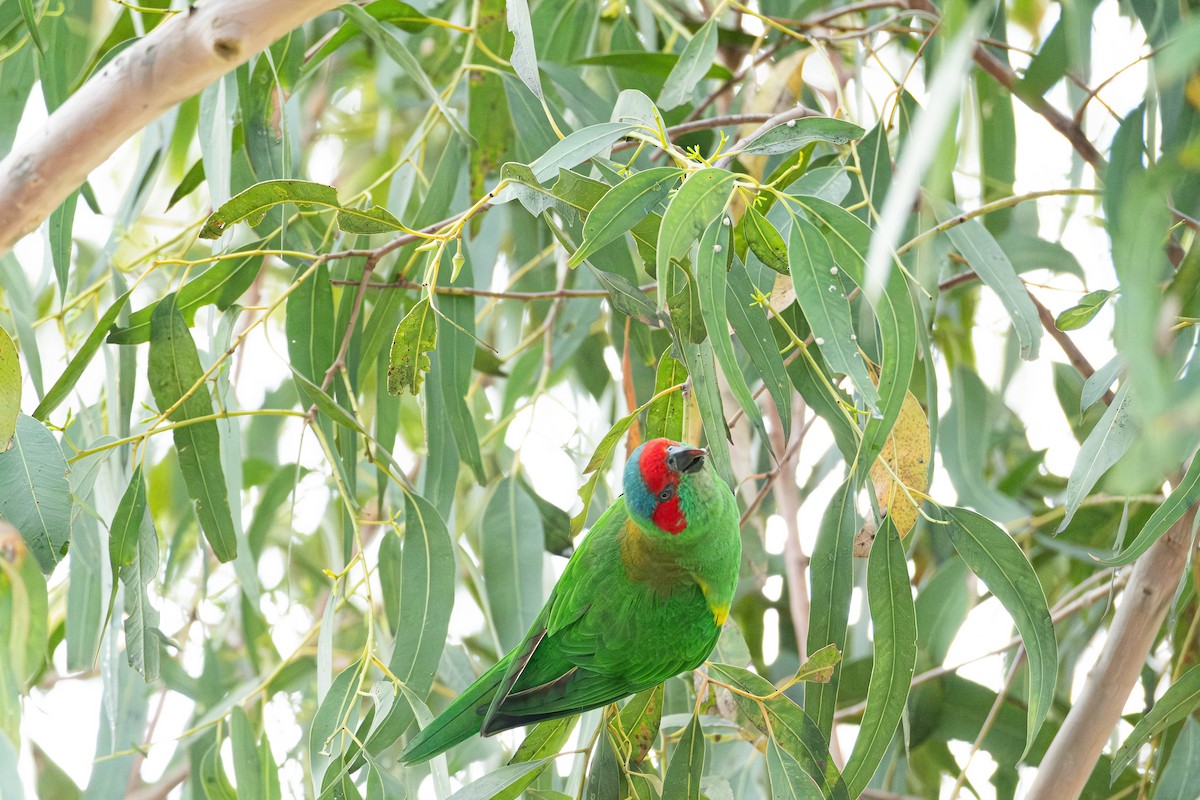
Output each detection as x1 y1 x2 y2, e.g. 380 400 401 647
638 438 676 494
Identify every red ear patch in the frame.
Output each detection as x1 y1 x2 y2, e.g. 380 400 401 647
638 438 674 494
652 497 687 534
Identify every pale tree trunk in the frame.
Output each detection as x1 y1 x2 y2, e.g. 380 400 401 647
0 0 343 257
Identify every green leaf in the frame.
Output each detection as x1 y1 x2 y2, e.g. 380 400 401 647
767 738 822 800
646 349 687 442
740 117 866 157
658 17 719 110
617 684 663 765
34 290 132 420
387 298 437 396
661 712 705 800
365 493 455 754
200 180 339 238
696 221 767 442
119 489 160 682
743 206 789 274
843 520 917 797
506 0 543 100
1100 446 1200 566
107 256 259 345
931 505 1057 757
1156 717 1200 800
109 466 147 573
793 643 842 684
567 167 683 268
932 198 1041 360
679 340 733 486
0 328 19 451
0 416 72 574
230 708 264 800
17 0 44 54
575 52 733 81
788 215 879 412
499 123 638 202
287 261 336 388
341 4 471 142
707 663 847 799
804 479 858 741
510 717 578 764
306 1 434 70
1112 662 1200 776
291 369 367 435
147 294 237 562
336 204 406 235
1055 289 1116 331
483 478 544 650
656 169 737 308
446 759 550 800
1058 382 1137 532
726 263 791 439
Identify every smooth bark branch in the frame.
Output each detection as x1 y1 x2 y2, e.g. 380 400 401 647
1027 506 1196 799
0 0 343 257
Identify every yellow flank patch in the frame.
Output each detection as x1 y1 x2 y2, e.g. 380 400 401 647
711 602 729 627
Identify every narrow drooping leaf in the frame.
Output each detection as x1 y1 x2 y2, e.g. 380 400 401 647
743 205 789 274
200 180 339 238
0 416 72 574
387 298 437 396
567 167 683 268
767 739 822 800
506 0 543 100
147 295 237 562
843 521 917 797
35 290 132 420
726 263 791 439
656 168 737 307
1102 449 1200 566
108 466 148 573
341 4 470 141
365 493 455 754
695 221 767 443
287 261 337 388
498 123 638 202
661 712 705 800
740 117 866 157
932 505 1056 757
482 478 544 650
658 17 719 110
646 349 687 442
805 479 858 741
1112 663 1200 776
0 328 19 451
1059 382 1137 532
788 216 878 412
708 663 848 799
446 759 551 800
932 198 1041 360
108 257 258 345
868 388 930 537
679 340 734 486
1056 288 1116 331
119 490 160 682
617 684 663 765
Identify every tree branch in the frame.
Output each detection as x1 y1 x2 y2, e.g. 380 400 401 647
0 0 344 257
1028 506 1195 798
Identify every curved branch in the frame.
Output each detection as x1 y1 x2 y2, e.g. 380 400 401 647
0 0 343 257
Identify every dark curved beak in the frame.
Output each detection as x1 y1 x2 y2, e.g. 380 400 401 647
667 445 707 475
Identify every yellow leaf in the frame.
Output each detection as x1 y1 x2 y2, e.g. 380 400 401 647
868 388 930 538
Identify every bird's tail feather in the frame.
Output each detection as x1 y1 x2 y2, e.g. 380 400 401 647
399 654 511 763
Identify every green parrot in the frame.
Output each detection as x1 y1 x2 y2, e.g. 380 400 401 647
400 437 741 763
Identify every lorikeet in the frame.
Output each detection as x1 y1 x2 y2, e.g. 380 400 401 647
400 437 741 763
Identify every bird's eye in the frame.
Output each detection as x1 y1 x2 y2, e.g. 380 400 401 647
658 485 675 502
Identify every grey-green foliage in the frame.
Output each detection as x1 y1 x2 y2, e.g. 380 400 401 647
0 1 1197 798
